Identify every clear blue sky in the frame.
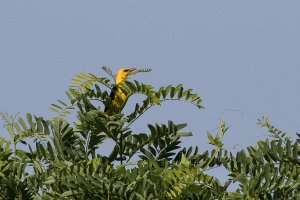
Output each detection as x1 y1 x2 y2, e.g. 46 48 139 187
1 1 300 183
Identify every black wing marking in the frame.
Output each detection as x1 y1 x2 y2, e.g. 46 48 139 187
104 85 118 112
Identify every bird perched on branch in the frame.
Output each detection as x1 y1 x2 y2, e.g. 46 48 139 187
105 68 137 115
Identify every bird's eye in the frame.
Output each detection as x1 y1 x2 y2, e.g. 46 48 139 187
123 69 129 72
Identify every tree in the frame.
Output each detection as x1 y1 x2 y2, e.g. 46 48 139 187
0 67 299 199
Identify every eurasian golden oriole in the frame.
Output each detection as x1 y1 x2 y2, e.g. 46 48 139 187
104 68 137 115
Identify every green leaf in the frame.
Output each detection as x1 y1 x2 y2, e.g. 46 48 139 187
7 126 15 142
188 183 202 192
207 132 214 145
180 154 190 166
43 176 56 185
61 191 75 197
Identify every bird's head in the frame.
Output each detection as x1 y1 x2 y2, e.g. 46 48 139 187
116 68 137 83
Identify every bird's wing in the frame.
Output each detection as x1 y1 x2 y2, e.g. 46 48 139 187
104 85 118 112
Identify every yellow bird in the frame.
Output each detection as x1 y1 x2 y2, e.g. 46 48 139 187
105 68 137 115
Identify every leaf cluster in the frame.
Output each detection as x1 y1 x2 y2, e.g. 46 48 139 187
0 67 299 199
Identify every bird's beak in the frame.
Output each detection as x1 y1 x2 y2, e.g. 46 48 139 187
129 68 137 72
128 68 137 75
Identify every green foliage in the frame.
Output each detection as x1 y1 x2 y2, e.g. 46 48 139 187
0 67 299 199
